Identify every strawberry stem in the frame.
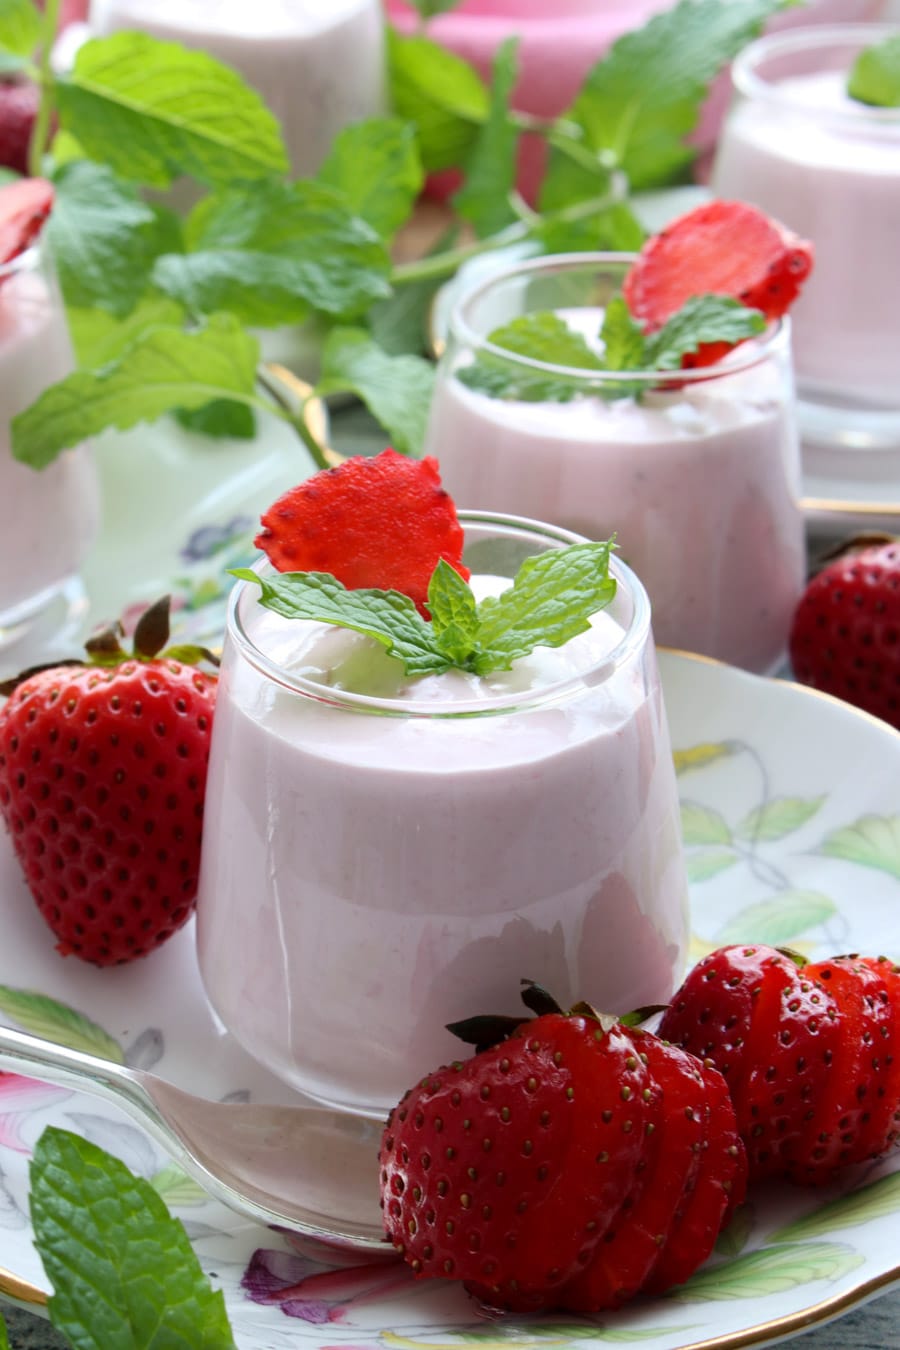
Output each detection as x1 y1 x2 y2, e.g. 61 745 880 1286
28 0 61 179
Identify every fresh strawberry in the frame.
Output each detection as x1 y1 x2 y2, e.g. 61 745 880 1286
256 449 469 616
379 986 745 1313
0 598 217 966
0 82 40 178
0 176 53 267
659 945 900 1184
789 538 900 730
623 200 813 367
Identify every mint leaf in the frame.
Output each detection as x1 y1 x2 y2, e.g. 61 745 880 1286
56 32 289 189
47 161 159 317
233 569 450 677
457 311 605 403
67 296 185 369
12 314 259 468
0 1309 7 1349
481 312 605 370
315 326 436 456
0 0 41 59
31 1127 236 1349
647 294 765 369
848 34 900 108
160 179 391 324
453 37 519 238
175 400 255 440
536 200 646 254
600 295 648 371
473 540 617 674
542 0 793 198
406 0 464 17
317 118 423 241
428 559 480 666
388 28 488 173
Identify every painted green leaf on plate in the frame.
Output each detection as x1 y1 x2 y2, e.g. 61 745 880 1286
0 987 124 1062
716 1202 755 1257
686 848 740 883
150 1163 208 1207
770 1172 900 1244
713 891 837 946
672 1242 865 1299
735 796 826 842
681 802 732 847
818 814 900 880
673 740 741 777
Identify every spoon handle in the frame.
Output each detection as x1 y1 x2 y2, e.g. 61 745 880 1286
0 1021 154 1122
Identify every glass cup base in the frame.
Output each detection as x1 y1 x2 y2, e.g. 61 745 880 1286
0 576 89 669
797 389 900 483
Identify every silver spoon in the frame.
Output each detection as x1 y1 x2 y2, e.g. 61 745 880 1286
0 1022 391 1260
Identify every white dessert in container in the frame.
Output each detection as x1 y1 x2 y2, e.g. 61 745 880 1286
712 25 900 458
89 0 387 179
0 247 100 646
426 255 805 675
196 515 688 1117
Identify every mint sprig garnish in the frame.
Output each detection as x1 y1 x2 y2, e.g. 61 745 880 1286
848 34 900 109
458 294 766 403
233 539 616 679
30 1126 237 1349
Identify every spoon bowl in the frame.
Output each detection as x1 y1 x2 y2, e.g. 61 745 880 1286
0 1022 391 1259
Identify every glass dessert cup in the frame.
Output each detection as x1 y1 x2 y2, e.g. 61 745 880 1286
712 25 900 466
196 514 689 1119
0 245 100 653
88 0 387 179
426 254 805 676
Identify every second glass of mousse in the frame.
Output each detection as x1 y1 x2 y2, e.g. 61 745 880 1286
196 511 688 1119
426 253 806 675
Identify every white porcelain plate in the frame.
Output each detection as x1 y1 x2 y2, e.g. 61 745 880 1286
0 651 899 1348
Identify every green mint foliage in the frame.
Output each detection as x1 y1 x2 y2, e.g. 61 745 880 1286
473 540 616 673
314 327 436 457
175 400 256 440
0 1311 6 1348
848 34 900 108
453 38 520 239
67 297 185 370
154 180 391 326
408 0 465 17
30 1127 236 1350
0 0 41 69
56 32 289 189
541 0 795 207
645 293 766 368
12 315 260 468
387 28 488 173
428 559 481 666
240 540 616 678
48 161 160 317
459 295 766 403
234 569 452 677
317 118 424 241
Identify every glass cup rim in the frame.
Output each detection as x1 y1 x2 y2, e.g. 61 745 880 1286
731 23 900 127
446 250 788 386
226 510 653 718
0 243 40 283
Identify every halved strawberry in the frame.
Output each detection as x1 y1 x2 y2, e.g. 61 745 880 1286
255 449 469 616
623 200 813 367
0 177 54 267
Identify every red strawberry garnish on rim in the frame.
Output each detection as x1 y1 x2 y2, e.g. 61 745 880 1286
255 449 469 616
0 597 218 967
623 199 814 368
0 176 54 269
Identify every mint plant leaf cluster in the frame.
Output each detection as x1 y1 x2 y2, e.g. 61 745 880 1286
458 294 766 402
848 34 900 109
235 538 616 678
30 1126 236 1348
7 0 790 471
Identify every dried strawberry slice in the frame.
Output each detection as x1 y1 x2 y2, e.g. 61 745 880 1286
255 449 469 615
623 200 813 368
0 177 54 268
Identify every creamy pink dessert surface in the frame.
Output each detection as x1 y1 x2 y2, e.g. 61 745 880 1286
196 571 688 1117
89 0 386 179
0 265 100 628
427 327 805 675
713 67 900 407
